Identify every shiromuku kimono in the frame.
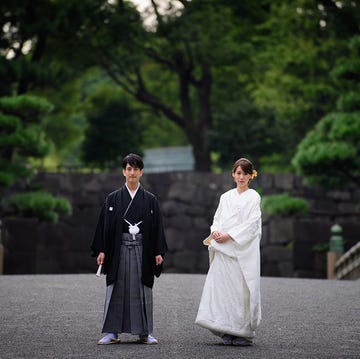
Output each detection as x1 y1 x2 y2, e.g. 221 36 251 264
91 185 168 336
195 188 262 340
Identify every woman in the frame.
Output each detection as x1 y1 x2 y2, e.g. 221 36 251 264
195 158 262 346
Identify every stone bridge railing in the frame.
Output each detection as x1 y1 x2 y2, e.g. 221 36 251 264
335 242 360 280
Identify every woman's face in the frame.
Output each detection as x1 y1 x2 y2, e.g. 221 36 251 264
232 165 251 191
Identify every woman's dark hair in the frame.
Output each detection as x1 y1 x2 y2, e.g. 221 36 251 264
122 153 144 170
232 158 254 175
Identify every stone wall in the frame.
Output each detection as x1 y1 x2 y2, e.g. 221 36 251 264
2 171 359 278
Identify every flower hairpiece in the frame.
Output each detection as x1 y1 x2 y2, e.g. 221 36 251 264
251 170 258 179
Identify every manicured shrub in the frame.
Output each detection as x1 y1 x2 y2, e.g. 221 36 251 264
4 191 72 223
262 193 310 216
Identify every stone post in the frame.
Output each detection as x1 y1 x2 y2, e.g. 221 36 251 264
0 220 3 274
327 224 344 279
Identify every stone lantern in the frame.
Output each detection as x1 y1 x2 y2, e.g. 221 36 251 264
327 224 344 279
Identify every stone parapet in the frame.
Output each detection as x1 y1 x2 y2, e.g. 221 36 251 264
2 171 359 278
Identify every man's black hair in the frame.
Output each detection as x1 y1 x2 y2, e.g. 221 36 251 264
122 153 144 170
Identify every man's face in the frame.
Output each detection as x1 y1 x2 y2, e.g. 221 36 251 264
123 164 143 185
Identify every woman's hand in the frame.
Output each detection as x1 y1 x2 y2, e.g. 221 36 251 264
97 252 105 265
212 231 231 243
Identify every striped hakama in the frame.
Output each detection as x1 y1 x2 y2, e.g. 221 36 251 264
102 233 153 335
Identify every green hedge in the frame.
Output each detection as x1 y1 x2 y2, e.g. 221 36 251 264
4 191 72 223
262 193 310 216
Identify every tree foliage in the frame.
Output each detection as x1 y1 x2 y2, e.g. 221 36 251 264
207 95 277 170
250 0 359 169
262 193 310 216
53 0 274 170
1 0 359 175
4 191 71 223
0 0 86 96
82 87 143 168
0 0 93 167
0 95 51 187
0 94 71 221
292 35 360 188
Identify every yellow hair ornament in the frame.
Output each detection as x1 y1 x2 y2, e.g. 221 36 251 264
251 170 258 179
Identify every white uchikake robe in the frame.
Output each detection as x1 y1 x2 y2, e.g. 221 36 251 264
195 188 262 339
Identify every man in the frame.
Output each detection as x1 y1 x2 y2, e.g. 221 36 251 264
91 153 168 345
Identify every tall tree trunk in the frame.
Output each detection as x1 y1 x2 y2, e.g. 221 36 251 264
192 137 211 171
103 52 214 171
191 62 212 171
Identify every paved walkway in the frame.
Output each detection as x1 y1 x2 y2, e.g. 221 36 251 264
0 274 359 359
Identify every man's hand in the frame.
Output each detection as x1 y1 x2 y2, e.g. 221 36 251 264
155 255 163 266
97 252 105 265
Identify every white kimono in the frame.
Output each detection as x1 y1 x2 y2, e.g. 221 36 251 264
195 188 262 339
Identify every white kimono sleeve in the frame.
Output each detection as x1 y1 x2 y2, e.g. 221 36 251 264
210 196 223 233
227 195 261 247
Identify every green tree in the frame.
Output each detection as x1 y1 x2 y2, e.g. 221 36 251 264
0 94 71 222
208 95 277 170
0 0 87 96
250 0 359 169
82 87 143 168
58 0 272 171
0 0 92 167
292 35 360 188
3 0 358 173
1 0 182 168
